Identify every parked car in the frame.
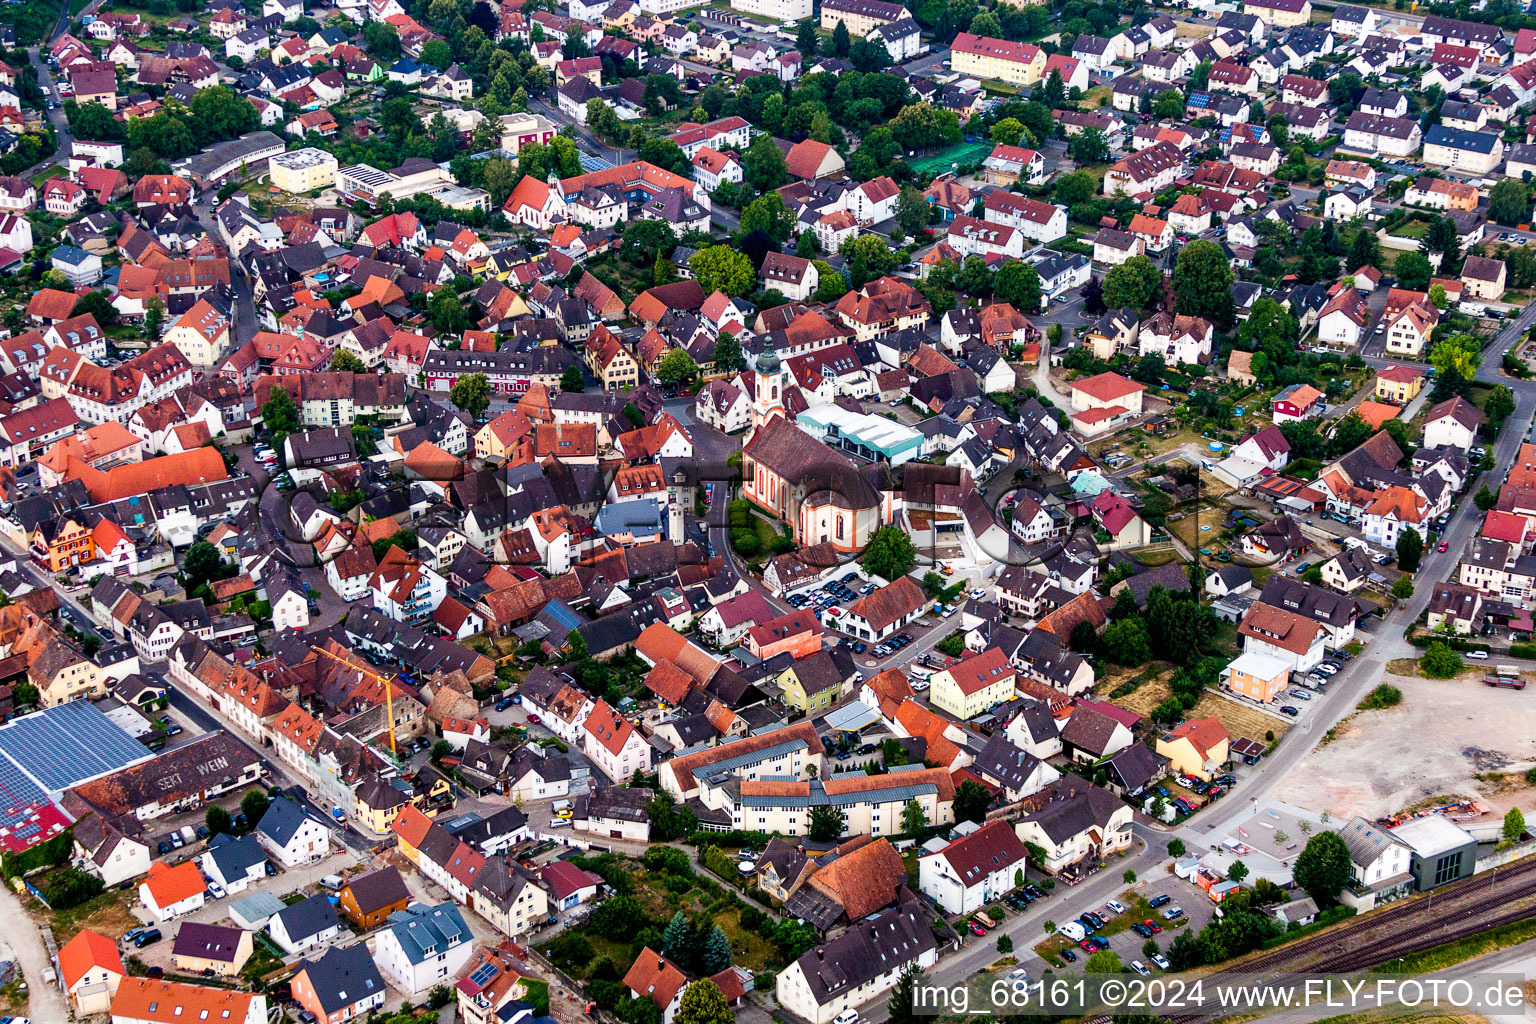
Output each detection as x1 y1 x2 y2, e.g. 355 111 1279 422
1143 919 1162 933
1280 705 1301 716
1131 960 1150 976
1162 906 1184 921
1059 949 1077 962
495 697 515 711
133 929 162 948
1151 954 1171 970
1148 894 1171 909
969 920 987 936
1290 689 1313 701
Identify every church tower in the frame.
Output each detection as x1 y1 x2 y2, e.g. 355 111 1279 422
750 350 786 437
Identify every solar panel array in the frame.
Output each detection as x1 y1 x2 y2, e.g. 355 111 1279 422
0 701 153 795
468 961 501 989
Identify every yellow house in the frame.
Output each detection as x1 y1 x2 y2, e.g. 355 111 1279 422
171 925 252 977
356 776 412 835
475 409 534 461
390 804 436 865
929 647 1016 721
775 652 846 714
589 333 639 391
950 32 1046 87
1375 365 1425 404
1243 0 1311 27
1155 717 1232 781
1219 651 1290 704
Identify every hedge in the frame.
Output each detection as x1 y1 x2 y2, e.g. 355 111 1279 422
701 844 737 879
688 829 773 849
1 829 73 879
1408 634 1491 653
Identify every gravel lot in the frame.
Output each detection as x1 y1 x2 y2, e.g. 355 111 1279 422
1271 671 1536 821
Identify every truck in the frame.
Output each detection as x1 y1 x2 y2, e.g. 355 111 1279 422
179 825 196 845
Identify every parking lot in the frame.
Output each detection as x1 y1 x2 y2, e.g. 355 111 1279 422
1025 882 1218 977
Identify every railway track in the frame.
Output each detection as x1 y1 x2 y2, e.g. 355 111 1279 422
1231 855 1536 976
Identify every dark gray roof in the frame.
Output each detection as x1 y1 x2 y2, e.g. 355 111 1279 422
342 866 410 915
276 893 340 942
257 795 315 847
786 905 936 1003
974 733 1045 792
297 942 384 1015
205 832 266 879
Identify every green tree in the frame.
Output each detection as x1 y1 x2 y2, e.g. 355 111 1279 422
739 192 796 243
832 18 851 56
1420 641 1462 678
1487 384 1516 432
241 788 270 828
329 351 366 372
743 133 789 192
989 117 1025 146
994 261 1042 312
622 219 676 265
1491 179 1532 226
1067 126 1111 165
690 246 755 296
1504 807 1527 843
1085 951 1124 973
921 571 946 597
1391 576 1414 599
1102 255 1163 310
561 365 585 393
1228 860 1249 884
362 21 402 61
1151 89 1185 118
10 682 37 708
1393 250 1433 291
1428 283 1449 308
1168 838 1186 857
841 233 899 287
997 933 1013 955
861 526 916 581
1101 618 1152 665
182 540 226 590
954 779 990 824
674 979 731 1024
71 291 117 326
656 349 699 387
144 297 165 339
887 965 920 1024
1055 169 1097 205
796 18 818 61
450 372 492 419
1348 228 1382 272
1396 528 1423 573
429 288 473 335
712 333 744 373
702 925 732 974
808 803 843 841
1173 240 1235 323
1475 485 1498 511
896 186 930 235
901 798 928 833
205 805 233 836
1292 831 1352 905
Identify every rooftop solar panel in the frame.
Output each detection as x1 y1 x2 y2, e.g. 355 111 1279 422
0 702 152 796
469 962 500 987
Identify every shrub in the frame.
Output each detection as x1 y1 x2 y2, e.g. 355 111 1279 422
1357 684 1402 710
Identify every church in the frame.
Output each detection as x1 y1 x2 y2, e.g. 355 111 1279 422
739 351 886 554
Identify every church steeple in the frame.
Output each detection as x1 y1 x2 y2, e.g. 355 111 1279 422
750 350 785 436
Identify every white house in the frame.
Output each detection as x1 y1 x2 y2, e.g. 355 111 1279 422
137 861 207 921
254 797 331 867
918 820 1031 915
372 902 475 997
1421 396 1480 452
268 894 344 955
582 699 653 783
775 906 938 1024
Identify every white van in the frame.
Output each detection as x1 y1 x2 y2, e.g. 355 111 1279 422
908 666 931 682
1057 921 1086 942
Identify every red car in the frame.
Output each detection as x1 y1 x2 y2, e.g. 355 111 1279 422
1143 920 1162 933
527 713 541 724
969 920 987 936
1438 541 1449 552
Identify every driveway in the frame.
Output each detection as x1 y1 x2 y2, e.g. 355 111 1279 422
2 884 67 1023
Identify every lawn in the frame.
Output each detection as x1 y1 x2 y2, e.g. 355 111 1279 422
1187 690 1290 744
29 165 65 188
908 140 993 176
1387 220 1429 241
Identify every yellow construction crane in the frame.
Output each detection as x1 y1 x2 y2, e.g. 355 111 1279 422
309 644 399 757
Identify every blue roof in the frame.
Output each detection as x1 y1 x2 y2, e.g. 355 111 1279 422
385 902 472 965
51 245 93 266
1425 124 1500 154
593 497 663 536
0 701 151 798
